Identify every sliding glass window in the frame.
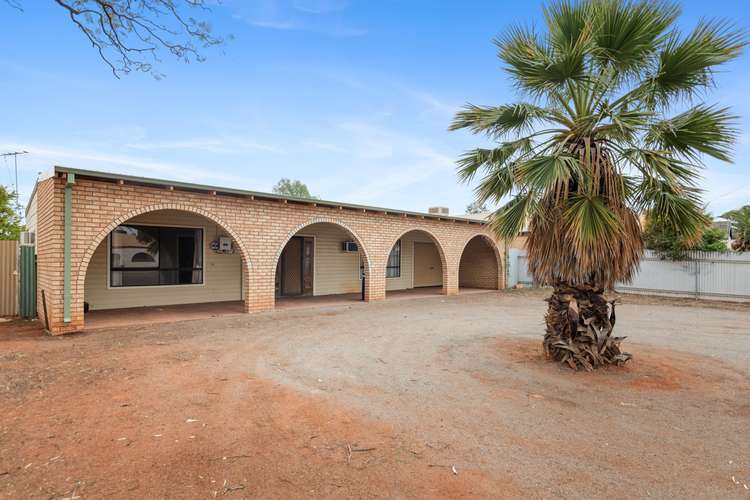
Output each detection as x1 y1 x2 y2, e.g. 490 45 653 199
110 225 203 287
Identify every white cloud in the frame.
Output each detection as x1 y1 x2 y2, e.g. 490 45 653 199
311 120 456 203
249 19 298 30
293 0 349 14
126 137 285 155
301 140 348 153
0 141 261 188
346 159 453 203
402 88 460 118
227 0 366 37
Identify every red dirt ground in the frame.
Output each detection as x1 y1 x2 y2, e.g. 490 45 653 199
0 320 523 499
487 336 744 393
2 289 749 499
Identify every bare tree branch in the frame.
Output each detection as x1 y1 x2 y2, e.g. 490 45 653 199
2 0 23 11
4 1 225 78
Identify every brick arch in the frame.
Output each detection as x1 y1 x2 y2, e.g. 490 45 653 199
384 227 449 294
457 232 504 290
74 203 253 312
271 216 373 304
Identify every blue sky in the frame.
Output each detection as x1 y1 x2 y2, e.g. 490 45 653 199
1 0 749 217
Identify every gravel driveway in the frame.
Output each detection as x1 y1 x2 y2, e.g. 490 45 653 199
2 290 749 498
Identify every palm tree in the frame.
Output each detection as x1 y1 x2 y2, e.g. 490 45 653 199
450 0 745 370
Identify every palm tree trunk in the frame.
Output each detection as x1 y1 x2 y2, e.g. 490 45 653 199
543 282 631 371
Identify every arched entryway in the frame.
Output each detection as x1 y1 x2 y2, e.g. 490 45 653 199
458 234 502 291
272 220 372 308
384 229 448 298
78 207 251 330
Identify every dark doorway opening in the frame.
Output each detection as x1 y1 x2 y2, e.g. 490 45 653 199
275 236 314 297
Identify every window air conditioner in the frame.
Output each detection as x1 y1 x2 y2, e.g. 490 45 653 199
20 231 35 246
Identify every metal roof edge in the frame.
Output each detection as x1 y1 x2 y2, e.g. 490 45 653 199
52 165 487 225
23 167 55 217
24 182 37 218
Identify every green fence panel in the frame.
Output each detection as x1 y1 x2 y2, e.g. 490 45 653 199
19 245 36 319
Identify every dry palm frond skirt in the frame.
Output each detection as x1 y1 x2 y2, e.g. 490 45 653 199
544 283 632 371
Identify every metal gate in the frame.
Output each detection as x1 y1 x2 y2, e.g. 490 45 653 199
18 244 36 319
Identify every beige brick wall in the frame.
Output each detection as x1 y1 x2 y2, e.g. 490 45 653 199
36 173 505 334
459 236 502 289
510 235 528 250
35 178 60 331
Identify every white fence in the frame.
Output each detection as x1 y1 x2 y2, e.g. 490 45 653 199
507 248 535 287
507 249 750 300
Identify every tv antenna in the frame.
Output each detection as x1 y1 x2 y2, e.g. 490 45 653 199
0 150 29 202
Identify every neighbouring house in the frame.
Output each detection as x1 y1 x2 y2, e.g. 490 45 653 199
712 217 734 246
25 166 505 334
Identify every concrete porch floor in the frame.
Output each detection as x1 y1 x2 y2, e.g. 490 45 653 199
84 301 246 331
84 287 494 330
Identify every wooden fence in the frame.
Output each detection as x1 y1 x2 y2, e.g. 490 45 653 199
0 240 18 316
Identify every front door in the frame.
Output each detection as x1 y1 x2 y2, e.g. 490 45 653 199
276 236 314 297
301 237 314 295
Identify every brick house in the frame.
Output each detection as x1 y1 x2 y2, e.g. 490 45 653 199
26 166 505 335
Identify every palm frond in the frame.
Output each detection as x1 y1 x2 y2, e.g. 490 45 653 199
449 103 549 138
564 194 621 245
515 154 581 192
544 0 591 54
650 19 747 103
637 178 708 241
620 147 700 186
590 0 679 74
489 191 538 241
646 105 738 161
594 105 653 141
496 25 586 94
456 138 533 183
526 196 643 287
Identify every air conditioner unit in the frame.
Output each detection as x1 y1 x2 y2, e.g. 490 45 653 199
342 241 358 252
20 231 35 246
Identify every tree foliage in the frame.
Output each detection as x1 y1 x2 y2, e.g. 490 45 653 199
644 211 727 259
272 178 317 199
0 186 24 240
4 0 225 78
465 200 489 214
451 0 745 288
723 205 750 251
699 226 730 252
